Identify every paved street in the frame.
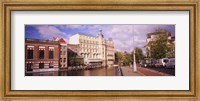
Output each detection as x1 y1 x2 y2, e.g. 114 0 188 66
137 67 172 76
141 67 175 76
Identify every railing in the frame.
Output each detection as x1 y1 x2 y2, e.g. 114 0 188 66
67 65 103 71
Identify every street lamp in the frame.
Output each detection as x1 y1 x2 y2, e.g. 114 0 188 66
133 48 137 72
105 40 107 68
132 25 137 72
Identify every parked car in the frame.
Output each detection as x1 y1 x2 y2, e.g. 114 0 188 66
140 61 147 67
165 58 175 68
155 58 169 68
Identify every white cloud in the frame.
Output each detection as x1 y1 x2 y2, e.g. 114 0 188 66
35 25 70 42
32 24 174 52
103 25 145 52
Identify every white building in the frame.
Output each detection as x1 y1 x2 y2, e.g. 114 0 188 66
69 30 115 67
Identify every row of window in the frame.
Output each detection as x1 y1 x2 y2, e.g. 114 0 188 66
81 44 99 48
80 40 98 44
61 46 67 49
81 49 98 53
27 50 54 59
26 63 54 71
60 51 67 55
38 63 53 69
60 58 66 62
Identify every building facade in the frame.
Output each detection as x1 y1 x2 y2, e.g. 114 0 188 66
69 30 115 67
54 38 68 69
25 38 60 72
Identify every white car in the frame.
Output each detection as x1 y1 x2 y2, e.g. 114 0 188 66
155 58 169 67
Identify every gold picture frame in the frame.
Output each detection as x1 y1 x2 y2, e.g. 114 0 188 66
0 0 199 101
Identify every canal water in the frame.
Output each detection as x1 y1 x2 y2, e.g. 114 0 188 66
25 67 122 76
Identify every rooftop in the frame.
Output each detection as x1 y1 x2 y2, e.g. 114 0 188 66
147 31 171 38
77 33 97 38
25 38 59 44
53 37 66 43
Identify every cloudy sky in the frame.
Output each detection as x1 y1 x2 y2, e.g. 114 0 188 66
25 24 175 52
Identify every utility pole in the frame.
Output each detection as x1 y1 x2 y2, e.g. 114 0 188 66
132 25 137 72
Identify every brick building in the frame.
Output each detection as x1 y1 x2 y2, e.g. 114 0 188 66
53 38 68 69
25 38 60 72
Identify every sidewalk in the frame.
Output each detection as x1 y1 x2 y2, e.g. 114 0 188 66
120 66 143 76
120 66 172 76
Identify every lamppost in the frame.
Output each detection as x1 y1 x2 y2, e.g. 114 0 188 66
132 25 137 72
105 40 107 68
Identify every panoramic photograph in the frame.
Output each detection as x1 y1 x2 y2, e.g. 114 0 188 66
25 24 175 76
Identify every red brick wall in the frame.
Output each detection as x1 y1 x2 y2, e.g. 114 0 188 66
25 40 60 72
54 46 59 60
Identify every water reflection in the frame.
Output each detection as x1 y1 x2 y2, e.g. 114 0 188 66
25 67 122 76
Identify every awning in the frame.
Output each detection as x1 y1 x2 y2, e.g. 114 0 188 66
86 59 103 63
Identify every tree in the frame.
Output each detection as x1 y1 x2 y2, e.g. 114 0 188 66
115 51 123 63
123 53 133 65
68 57 84 66
68 57 74 66
134 47 144 63
150 34 168 59
115 51 133 66
166 44 175 58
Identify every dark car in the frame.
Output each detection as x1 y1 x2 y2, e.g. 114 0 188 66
140 61 148 67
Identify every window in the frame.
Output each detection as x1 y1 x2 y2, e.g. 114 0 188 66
64 58 66 62
27 63 33 71
62 46 66 49
27 50 33 59
49 50 54 59
39 50 44 59
49 62 53 68
60 58 62 62
39 63 44 69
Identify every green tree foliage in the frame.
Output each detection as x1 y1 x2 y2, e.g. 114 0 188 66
68 57 84 66
166 44 175 58
115 51 123 63
150 34 168 59
115 51 133 65
134 47 144 63
68 57 74 66
123 53 133 65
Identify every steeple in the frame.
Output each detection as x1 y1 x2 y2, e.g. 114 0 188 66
99 29 102 34
98 29 104 38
